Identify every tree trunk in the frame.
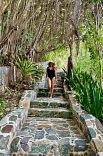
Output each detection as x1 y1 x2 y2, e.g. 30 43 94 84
95 3 102 86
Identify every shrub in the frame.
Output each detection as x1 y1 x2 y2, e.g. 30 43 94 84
64 68 103 120
33 64 44 82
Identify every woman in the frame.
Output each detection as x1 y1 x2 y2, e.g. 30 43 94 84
46 62 56 98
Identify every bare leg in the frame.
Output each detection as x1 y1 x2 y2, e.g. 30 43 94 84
50 77 55 97
47 77 52 97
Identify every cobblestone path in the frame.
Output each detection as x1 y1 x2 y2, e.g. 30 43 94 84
10 72 95 156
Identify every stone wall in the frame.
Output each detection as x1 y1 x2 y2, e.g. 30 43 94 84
64 84 103 156
0 89 36 155
0 67 9 93
0 62 47 155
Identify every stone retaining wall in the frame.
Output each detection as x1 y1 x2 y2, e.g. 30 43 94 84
0 67 9 93
0 89 37 155
0 108 27 155
64 84 103 156
0 67 9 86
0 62 47 155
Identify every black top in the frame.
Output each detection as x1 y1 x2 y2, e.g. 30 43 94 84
47 67 55 79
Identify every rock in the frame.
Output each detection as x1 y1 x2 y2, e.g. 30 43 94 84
5 108 10 112
46 135 58 140
86 127 96 139
1 124 13 133
35 130 45 140
9 115 17 122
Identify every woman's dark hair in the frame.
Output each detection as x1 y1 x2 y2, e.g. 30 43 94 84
48 62 54 67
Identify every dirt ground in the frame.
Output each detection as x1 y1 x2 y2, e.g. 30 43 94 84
0 87 22 120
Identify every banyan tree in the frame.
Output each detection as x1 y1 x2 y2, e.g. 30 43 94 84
0 0 103 83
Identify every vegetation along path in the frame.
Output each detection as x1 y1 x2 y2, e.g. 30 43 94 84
10 71 95 156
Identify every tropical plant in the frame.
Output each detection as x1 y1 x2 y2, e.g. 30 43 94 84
43 45 68 69
32 64 44 84
64 68 103 120
13 56 44 85
13 57 36 81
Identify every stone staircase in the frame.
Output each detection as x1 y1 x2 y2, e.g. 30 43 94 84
10 72 94 155
37 88 64 98
28 96 72 119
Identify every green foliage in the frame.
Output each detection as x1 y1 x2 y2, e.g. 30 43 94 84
78 3 103 81
81 23 97 58
64 68 103 120
13 57 43 83
73 43 91 73
91 0 102 3
0 98 5 112
78 20 103 80
43 45 68 69
13 57 35 79
16 32 33 56
21 32 33 42
33 64 44 81
73 49 100 80
17 46 24 54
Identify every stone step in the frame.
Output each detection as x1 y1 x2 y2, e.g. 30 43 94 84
37 92 64 98
28 108 72 118
55 80 63 84
30 98 69 109
55 84 63 88
54 83 63 88
44 83 63 89
56 78 63 81
39 87 63 93
56 72 63 76
10 117 93 155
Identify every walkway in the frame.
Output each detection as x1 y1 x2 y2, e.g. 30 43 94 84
10 72 94 155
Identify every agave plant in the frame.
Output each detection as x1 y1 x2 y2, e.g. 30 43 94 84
13 57 38 82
